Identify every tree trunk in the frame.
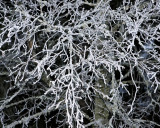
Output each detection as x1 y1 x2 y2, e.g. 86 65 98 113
94 69 111 127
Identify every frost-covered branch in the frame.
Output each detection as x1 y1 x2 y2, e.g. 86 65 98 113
0 0 160 127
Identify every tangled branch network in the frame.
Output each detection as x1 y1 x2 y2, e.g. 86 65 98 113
0 0 160 127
